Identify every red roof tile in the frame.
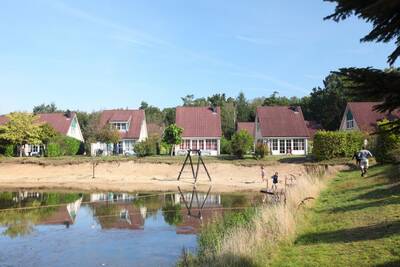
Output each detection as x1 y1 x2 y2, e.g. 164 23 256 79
347 102 400 132
37 113 75 135
0 112 75 136
305 120 323 139
176 107 222 138
256 106 310 137
237 122 255 136
99 110 145 139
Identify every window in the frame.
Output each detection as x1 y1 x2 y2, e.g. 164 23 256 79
199 140 204 150
293 139 299 150
279 140 285 154
299 139 305 150
286 140 292 153
346 111 354 129
180 142 184 149
211 139 217 150
184 140 191 149
272 139 278 151
293 139 304 151
206 139 212 150
111 122 129 131
192 140 198 150
32 145 39 153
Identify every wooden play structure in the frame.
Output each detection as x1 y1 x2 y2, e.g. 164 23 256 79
177 149 212 182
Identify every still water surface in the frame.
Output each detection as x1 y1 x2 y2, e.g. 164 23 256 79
0 188 262 267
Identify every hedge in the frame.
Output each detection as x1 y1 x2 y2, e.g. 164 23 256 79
254 143 268 159
134 137 158 157
313 130 364 161
374 120 400 163
46 135 82 157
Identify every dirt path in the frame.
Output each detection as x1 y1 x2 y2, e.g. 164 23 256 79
0 162 321 192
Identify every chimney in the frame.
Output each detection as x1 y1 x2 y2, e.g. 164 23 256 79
65 110 72 118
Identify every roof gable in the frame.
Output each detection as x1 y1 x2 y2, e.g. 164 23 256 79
0 112 74 136
347 102 400 132
256 106 310 137
176 107 222 138
99 109 145 139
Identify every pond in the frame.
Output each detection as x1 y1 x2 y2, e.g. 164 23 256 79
0 188 263 267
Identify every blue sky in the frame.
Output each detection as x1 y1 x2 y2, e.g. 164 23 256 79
0 0 395 114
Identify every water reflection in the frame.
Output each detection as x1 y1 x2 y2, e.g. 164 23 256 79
0 189 262 266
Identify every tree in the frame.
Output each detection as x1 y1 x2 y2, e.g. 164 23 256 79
181 94 209 107
303 73 359 130
162 124 183 156
221 102 236 139
325 0 400 65
334 67 400 133
230 130 254 158
325 1 400 133
33 103 59 114
236 92 251 122
39 123 58 155
162 108 176 126
0 113 43 156
139 101 149 110
96 125 120 154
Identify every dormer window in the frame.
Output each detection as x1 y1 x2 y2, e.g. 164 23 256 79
346 111 354 129
111 122 129 131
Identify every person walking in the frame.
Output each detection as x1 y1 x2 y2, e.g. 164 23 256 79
358 146 373 177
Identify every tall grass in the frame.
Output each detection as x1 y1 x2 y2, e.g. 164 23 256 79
178 165 341 267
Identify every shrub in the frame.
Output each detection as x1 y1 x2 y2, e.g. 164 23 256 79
47 143 61 157
374 120 400 163
313 130 364 161
46 135 81 157
220 137 232 154
134 137 159 157
254 143 268 159
2 144 15 157
61 136 81 156
134 141 148 157
231 130 254 158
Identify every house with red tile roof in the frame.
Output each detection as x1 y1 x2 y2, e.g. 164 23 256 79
255 106 310 155
175 106 222 156
339 102 400 133
237 122 255 137
0 112 84 156
91 109 148 156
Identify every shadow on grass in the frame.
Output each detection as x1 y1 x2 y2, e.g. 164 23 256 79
355 183 400 200
374 259 400 267
327 197 400 213
295 220 400 245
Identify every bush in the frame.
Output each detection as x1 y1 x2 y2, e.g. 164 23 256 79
254 143 268 159
313 130 364 161
2 144 15 157
231 130 254 158
220 137 232 154
134 137 158 157
374 120 400 163
134 141 147 157
46 135 81 157
47 143 61 157
61 136 81 156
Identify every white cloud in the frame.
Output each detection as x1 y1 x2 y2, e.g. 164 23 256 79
235 35 276 46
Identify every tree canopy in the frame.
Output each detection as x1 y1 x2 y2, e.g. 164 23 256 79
325 0 400 65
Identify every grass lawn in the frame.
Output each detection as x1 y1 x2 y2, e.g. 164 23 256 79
269 164 400 267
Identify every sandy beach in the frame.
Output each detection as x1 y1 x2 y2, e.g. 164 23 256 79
0 161 342 193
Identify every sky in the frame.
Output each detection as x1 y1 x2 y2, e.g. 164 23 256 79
0 0 395 114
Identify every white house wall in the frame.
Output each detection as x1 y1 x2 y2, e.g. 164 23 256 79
339 106 359 131
67 116 85 142
139 119 148 141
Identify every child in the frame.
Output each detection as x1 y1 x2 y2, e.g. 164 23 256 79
261 166 268 188
271 172 279 191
